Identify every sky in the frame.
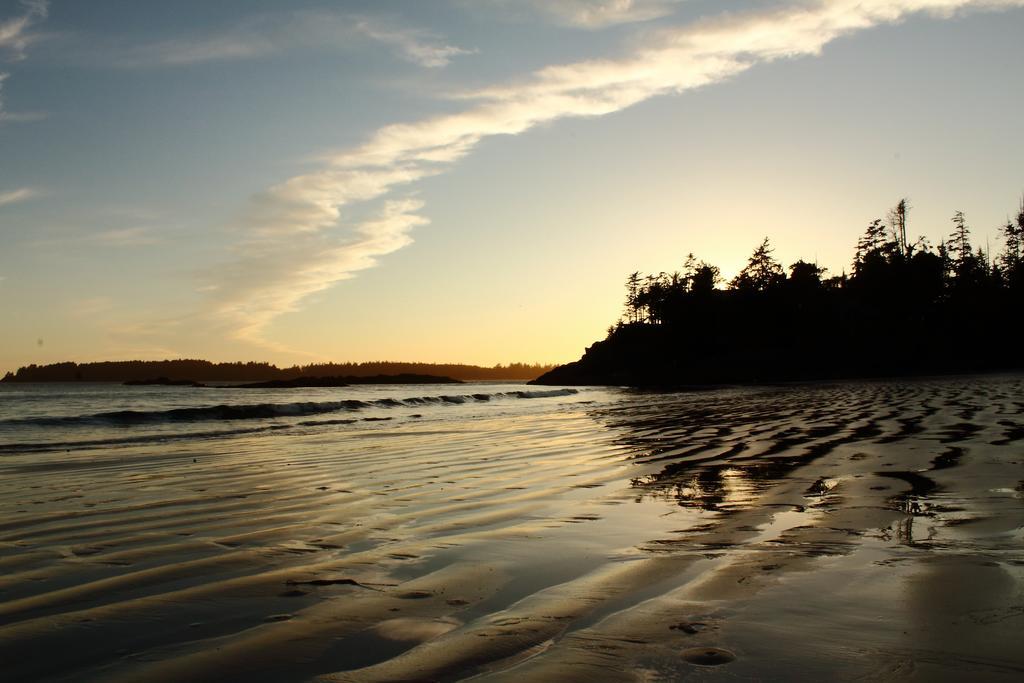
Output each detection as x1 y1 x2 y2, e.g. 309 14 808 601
1 0 1022 372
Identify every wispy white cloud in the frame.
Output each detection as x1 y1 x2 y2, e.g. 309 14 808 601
350 18 475 68
0 186 37 207
0 108 46 122
145 35 267 67
0 71 8 120
0 0 48 123
206 198 428 343
470 0 684 28
118 11 472 69
531 0 686 28
204 0 1024 347
0 0 47 61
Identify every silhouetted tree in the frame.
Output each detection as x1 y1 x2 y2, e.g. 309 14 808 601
888 198 910 258
999 219 1021 271
944 210 993 295
947 211 972 275
731 237 785 292
690 262 721 295
853 218 898 277
534 193 1024 389
997 197 1024 290
788 260 826 292
638 273 671 324
679 252 721 295
682 253 699 285
624 271 641 323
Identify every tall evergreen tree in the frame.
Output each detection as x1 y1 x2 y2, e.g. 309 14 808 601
947 211 973 279
998 196 1024 287
731 237 785 292
624 272 641 323
888 198 910 258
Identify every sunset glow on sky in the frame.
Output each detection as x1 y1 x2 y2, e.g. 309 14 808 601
1 0 1022 371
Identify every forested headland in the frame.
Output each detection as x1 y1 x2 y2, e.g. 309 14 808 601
535 198 1024 386
2 360 555 383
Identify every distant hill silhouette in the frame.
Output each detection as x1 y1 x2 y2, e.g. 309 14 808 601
2 360 555 383
535 197 1024 386
232 374 461 388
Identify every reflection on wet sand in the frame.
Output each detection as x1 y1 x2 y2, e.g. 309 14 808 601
1 376 1022 681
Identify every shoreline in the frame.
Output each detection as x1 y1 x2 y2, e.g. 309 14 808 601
532 362 1024 389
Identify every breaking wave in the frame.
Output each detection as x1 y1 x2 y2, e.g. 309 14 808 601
0 388 580 428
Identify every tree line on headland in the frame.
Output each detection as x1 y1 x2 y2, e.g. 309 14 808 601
535 197 1024 386
2 360 556 383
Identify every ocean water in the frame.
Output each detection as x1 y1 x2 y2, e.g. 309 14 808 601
0 381 588 455
1 376 1022 681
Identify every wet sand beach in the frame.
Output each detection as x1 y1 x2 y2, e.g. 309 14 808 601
1 376 1022 681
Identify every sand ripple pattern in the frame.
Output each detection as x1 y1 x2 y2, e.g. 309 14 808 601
1 376 1022 681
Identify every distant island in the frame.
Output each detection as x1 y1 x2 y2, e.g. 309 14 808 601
120 374 462 388
2 360 553 383
231 374 461 388
535 197 1024 386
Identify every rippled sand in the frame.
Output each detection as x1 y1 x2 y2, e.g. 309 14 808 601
2 375 1023 681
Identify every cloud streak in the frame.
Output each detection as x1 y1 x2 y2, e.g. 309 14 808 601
476 0 685 28
206 0 1024 347
350 18 475 68
532 0 686 28
0 0 47 61
119 12 472 69
206 198 428 344
0 0 47 123
0 71 8 120
0 186 36 208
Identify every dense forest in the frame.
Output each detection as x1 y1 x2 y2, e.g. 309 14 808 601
536 197 1024 386
2 360 556 383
